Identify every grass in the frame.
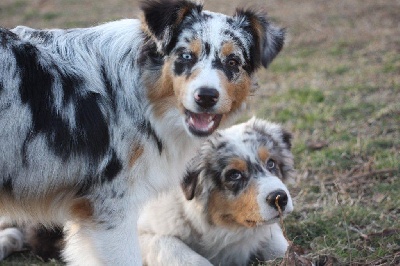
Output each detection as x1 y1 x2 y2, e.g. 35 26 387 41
1 0 399 265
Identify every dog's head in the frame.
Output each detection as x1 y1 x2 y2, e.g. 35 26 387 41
140 0 285 137
181 118 294 228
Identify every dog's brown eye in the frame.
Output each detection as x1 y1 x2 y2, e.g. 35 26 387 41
267 159 276 170
226 169 243 181
227 59 238 67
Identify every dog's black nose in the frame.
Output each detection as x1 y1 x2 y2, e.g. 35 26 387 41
194 87 219 109
267 190 288 211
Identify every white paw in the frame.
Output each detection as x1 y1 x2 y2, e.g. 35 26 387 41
0 228 24 260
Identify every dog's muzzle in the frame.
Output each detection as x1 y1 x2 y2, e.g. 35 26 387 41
185 87 223 137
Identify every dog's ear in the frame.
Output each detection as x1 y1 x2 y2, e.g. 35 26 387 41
181 168 200 200
234 9 285 69
141 0 203 53
181 153 204 200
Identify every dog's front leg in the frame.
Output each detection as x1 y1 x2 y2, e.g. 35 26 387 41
139 234 212 266
252 223 289 262
63 193 141 266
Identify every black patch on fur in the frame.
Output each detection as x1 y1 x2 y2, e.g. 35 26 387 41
204 42 211 57
173 48 197 76
139 119 163 154
100 64 116 111
138 37 164 71
249 160 264 177
76 178 93 197
12 41 110 162
212 52 238 81
29 30 55 44
2 176 13 192
282 130 292 149
216 141 228 150
173 60 186 76
74 93 110 160
103 151 123 182
0 80 3 93
0 28 18 47
27 226 64 261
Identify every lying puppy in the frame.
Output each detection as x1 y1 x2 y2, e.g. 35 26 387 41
0 0 285 264
139 118 295 266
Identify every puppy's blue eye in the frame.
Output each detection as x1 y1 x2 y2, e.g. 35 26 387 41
181 53 192 60
226 170 243 181
267 159 276 170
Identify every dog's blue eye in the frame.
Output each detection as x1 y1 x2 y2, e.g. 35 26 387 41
267 159 276 170
181 53 192 60
226 170 243 181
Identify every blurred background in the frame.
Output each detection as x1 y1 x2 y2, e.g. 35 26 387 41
1 0 399 265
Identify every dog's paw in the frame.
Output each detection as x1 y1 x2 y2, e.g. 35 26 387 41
0 228 24 260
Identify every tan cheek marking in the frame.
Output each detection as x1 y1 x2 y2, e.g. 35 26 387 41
208 183 262 228
147 60 174 102
70 198 93 221
229 158 248 173
145 59 177 117
218 72 252 113
258 147 270 163
129 144 144 168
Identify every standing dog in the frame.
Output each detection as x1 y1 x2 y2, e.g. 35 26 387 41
139 118 295 265
0 0 284 264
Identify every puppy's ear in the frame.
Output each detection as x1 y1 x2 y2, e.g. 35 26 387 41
141 0 203 53
181 168 200 200
234 9 285 69
282 130 292 150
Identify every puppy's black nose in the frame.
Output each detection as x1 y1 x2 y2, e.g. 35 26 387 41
267 190 288 211
194 87 219 109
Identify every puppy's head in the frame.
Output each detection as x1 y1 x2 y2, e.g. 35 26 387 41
140 0 285 137
182 118 294 228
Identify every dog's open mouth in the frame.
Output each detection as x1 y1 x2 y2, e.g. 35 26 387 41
185 110 223 137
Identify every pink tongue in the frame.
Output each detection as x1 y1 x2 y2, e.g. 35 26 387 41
190 113 213 129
